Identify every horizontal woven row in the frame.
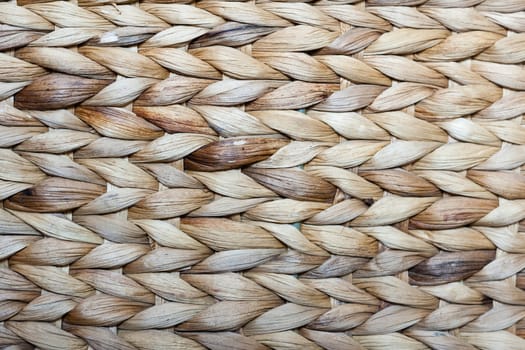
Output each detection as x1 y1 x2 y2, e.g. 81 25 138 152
1 0 525 350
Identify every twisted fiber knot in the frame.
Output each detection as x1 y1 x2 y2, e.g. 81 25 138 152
1 0 525 349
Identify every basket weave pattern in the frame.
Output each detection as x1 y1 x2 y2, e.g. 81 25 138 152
1 0 525 349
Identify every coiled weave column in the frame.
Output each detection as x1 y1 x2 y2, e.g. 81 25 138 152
1 0 525 349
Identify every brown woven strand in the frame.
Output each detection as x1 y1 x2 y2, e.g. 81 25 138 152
1 0 525 349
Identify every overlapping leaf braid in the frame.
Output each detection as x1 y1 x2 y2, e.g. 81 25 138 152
1 0 525 349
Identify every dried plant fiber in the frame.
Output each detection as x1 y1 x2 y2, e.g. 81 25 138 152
1 0 525 349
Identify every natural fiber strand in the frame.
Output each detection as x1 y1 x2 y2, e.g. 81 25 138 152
1 0 525 349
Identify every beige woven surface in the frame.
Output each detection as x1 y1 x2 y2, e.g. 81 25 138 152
1 0 525 349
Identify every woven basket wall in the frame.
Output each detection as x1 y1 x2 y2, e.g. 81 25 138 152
1 0 525 349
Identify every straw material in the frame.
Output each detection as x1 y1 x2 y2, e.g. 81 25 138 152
1 0 525 349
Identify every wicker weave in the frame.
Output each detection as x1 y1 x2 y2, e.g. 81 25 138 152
1 0 525 349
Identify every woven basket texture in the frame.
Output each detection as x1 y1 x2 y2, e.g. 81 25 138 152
1 0 525 349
